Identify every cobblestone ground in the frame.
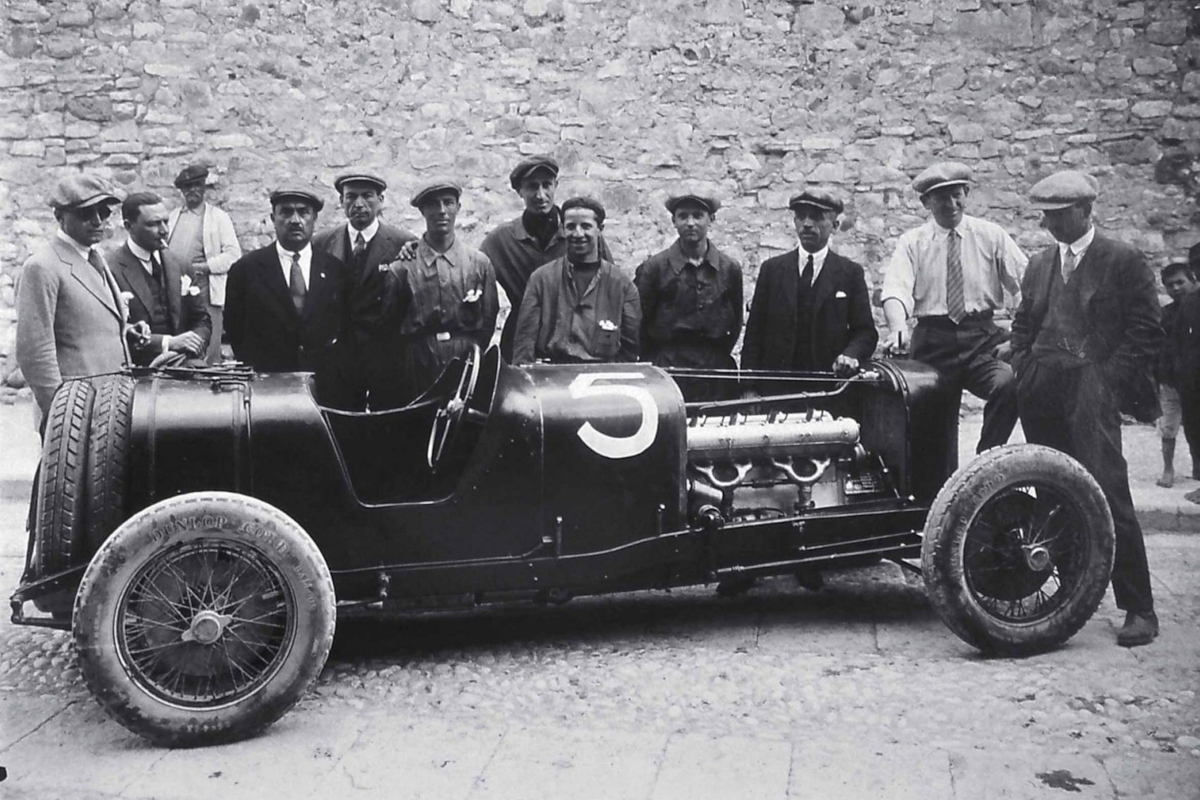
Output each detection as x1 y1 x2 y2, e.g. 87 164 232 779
4 536 1198 784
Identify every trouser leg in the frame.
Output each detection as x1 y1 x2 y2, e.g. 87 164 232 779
1180 389 1200 479
205 302 224 364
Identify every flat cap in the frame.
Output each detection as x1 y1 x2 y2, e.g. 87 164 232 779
173 164 209 188
333 172 387 193
269 186 324 211
49 173 122 210
1028 170 1099 210
912 162 972 196
410 180 462 208
509 155 559 190
665 193 721 215
789 189 844 215
561 195 606 225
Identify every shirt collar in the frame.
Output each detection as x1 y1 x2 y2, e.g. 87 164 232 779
1063 226 1095 258
418 235 461 269
127 237 156 263
667 240 713 274
349 218 380 244
798 243 829 270
56 228 94 260
276 242 313 263
184 203 207 216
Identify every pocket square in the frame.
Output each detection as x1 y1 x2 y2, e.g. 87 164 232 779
835 290 847 298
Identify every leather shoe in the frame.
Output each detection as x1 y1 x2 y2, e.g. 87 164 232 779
1117 611 1158 647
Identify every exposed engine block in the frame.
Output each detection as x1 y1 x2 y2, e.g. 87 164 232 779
685 409 891 525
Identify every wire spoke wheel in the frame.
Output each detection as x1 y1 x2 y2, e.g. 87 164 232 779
922 445 1114 656
74 493 335 747
117 541 295 708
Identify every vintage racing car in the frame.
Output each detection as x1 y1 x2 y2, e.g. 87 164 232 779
10 347 1115 747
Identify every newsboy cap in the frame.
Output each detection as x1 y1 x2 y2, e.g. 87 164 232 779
269 186 324 211
509 155 560 190
1028 170 1099 210
333 172 387 194
912 162 972 196
173 164 210 188
665 193 721 215
789 189 844 215
561 195 606 225
49 173 122 210
410 180 462 208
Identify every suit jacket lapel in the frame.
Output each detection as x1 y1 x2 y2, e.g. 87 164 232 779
302 250 328 324
262 247 300 321
114 245 157 319
809 252 839 317
164 254 183 330
1073 236 1107 311
779 250 799 329
61 240 121 320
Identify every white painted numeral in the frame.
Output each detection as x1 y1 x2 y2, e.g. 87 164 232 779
569 373 659 459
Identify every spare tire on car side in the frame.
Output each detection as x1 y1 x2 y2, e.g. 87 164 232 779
921 444 1115 656
74 492 337 747
33 378 95 579
84 374 136 557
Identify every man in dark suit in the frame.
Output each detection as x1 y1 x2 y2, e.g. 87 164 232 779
742 189 877 378
109 192 211 368
312 172 417 410
1011 170 1163 647
225 186 349 405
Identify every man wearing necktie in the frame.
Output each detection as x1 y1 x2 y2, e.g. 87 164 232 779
742 189 877 380
16 173 131 426
1011 171 1163 648
312 172 417 411
881 162 1028 453
225 186 349 405
109 192 211 368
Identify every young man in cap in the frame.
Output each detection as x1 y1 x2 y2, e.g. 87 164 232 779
881 161 1027 453
513 196 640 365
17 173 131 422
108 192 211 368
744 189 877 378
312 172 417 410
224 186 349 404
480 154 612 362
1011 170 1163 647
383 180 498 404
166 164 242 364
634 191 743 400
1153 262 1200 487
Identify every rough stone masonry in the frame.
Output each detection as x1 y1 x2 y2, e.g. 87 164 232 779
0 0 1196 394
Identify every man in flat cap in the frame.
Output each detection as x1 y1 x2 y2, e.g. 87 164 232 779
17 173 131 423
312 172 417 410
513 196 640 365
108 192 211 368
881 161 1027 453
743 189 877 378
481 154 612 362
1011 170 1163 647
383 180 498 404
225 187 349 403
634 191 743 400
166 164 242 364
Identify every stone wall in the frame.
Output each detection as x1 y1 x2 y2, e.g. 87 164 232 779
2 0 1197 394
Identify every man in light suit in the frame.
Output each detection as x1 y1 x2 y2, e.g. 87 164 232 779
312 172 417 410
166 164 242 364
1011 170 1163 647
109 192 211 368
16 173 130 422
743 189 877 379
225 186 349 406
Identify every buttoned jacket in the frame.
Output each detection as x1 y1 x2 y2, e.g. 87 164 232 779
312 221 417 347
108 242 212 366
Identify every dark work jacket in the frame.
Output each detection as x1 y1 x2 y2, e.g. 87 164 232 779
108 243 212 367
225 243 348 374
312 221 417 349
742 249 878 371
1011 233 1163 422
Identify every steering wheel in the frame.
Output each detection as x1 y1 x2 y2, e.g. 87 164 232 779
427 344 482 472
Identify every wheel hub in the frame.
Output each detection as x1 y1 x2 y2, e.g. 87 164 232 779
182 610 233 645
1023 544 1052 572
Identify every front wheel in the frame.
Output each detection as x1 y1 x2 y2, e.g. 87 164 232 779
73 492 336 747
921 444 1114 656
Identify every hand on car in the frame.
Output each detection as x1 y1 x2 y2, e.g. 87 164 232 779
832 355 860 376
882 329 907 356
171 332 206 356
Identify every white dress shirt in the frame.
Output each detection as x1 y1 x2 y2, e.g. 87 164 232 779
1058 226 1095 283
348 218 380 245
277 242 313 290
797 244 829 286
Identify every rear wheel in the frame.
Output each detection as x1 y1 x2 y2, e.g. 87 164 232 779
73 492 336 747
921 444 1114 656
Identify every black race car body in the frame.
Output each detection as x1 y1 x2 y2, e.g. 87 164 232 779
10 348 1115 747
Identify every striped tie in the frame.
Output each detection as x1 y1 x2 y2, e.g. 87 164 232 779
946 229 965 324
